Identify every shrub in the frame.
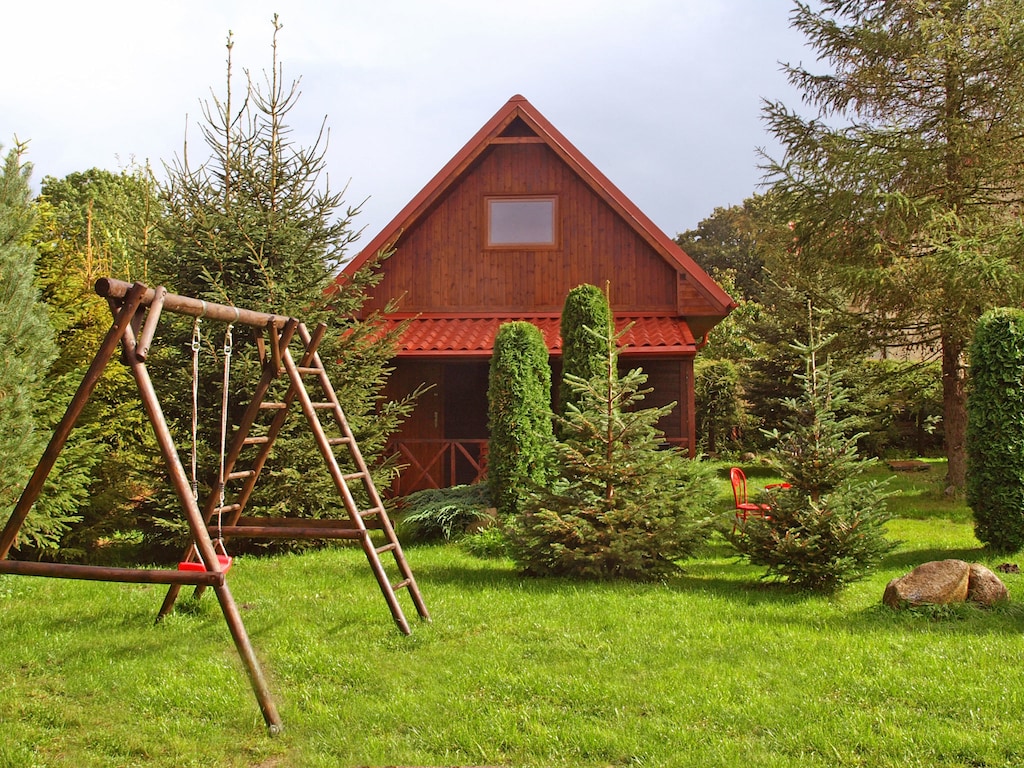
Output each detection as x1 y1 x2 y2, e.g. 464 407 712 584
967 308 1024 552
694 357 743 454
398 483 493 543
486 322 555 519
558 283 613 422
730 339 894 591
508 323 715 580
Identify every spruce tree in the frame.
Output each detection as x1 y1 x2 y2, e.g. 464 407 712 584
146 18 410 550
486 321 555 519
508 322 715 580
730 338 894 592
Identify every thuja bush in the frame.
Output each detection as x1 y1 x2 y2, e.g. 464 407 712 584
508 324 715 580
487 321 555 519
730 340 893 592
967 308 1024 553
558 283 613 423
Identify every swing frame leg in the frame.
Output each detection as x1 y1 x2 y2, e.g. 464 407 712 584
214 581 282 734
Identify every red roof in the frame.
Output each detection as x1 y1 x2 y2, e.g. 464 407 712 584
380 315 697 357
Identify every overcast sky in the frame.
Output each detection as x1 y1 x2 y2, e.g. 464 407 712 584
4 1 815 248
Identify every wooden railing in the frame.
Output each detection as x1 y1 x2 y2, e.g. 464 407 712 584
388 439 489 496
387 436 689 497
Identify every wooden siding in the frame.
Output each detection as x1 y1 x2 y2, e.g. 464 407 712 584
362 142 684 315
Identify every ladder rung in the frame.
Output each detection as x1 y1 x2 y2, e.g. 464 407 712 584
392 578 411 591
227 470 256 481
260 402 288 410
342 472 367 482
311 402 336 410
214 504 241 515
296 366 322 375
360 506 384 518
243 436 270 445
375 542 398 555
328 437 351 446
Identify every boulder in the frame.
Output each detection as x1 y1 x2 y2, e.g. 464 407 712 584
883 559 1010 608
883 559 970 608
967 563 1009 607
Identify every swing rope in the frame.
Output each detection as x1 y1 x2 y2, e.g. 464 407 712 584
190 313 203 504
180 302 234 573
216 312 237 548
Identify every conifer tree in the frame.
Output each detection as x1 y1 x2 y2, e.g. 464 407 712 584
558 283 613 423
33 168 162 557
508 322 715 579
764 0 1024 489
0 143 89 552
146 18 410 550
730 337 894 592
486 321 555 519
966 308 1024 552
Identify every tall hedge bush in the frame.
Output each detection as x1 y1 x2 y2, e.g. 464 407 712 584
487 321 555 519
967 308 1024 552
558 283 613 421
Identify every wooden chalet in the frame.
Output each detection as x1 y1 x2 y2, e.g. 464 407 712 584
337 94 734 495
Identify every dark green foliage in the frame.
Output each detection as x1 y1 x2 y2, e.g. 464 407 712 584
967 308 1024 552
487 321 555 519
142 19 411 553
0 143 88 552
730 339 894 592
850 359 943 458
558 283 613 421
508 323 715 580
694 357 742 454
398 483 493 543
33 168 163 559
763 0 1024 488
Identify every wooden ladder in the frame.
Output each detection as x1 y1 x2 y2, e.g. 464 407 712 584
160 317 429 634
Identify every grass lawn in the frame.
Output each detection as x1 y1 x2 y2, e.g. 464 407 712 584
2 460 1023 767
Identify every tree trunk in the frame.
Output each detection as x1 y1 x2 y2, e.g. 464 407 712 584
941 330 968 490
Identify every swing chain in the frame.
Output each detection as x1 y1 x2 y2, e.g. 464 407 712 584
217 316 236 541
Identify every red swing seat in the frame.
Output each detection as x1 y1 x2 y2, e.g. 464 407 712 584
178 554 233 572
178 540 233 573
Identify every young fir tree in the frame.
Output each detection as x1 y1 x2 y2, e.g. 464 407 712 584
486 321 555 520
146 18 410 551
730 337 894 592
966 308 1024 553
508 322 715 580
0 143 92 552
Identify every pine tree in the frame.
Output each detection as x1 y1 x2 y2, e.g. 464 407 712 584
0 143 86 551
730 337 894 592
486 321 555 519
508 322 715 580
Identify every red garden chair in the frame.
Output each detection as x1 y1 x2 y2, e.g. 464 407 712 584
730 467 790 532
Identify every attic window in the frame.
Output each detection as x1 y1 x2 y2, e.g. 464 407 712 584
487 196 556 247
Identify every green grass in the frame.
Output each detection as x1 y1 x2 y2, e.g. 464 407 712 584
2 463 1022 767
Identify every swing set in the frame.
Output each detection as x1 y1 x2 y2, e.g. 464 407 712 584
0 278 429 734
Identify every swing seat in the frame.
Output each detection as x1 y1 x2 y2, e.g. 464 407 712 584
178 554 233 573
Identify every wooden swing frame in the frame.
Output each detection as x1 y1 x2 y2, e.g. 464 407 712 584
0 278 429 734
